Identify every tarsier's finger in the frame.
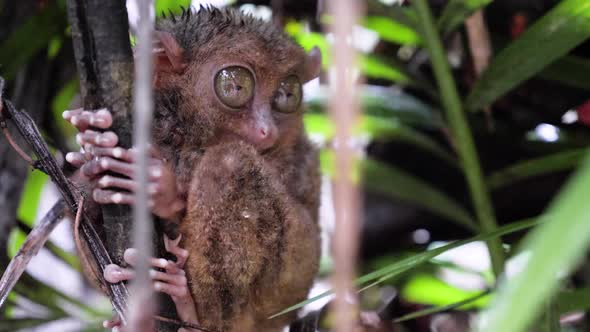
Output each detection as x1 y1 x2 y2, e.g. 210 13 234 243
63 108 113 131
93 188 135 205
65 152 86 167
90 146 134 162
89 147 164 169
123 248 171 270
97 175 136 191
149 269 187 286
76 130 118 148
94 156 135 178
104 264 135 283
154 281 189 298
164 234 189 268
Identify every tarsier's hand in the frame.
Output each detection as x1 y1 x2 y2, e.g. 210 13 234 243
102 235 199 332
62 108 185 221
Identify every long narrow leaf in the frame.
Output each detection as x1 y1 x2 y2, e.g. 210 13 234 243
413 0 505 275
395 290 490 323
0 3 66 80
487 148 588 189
477 153 590 332
363 159 474 230
269 217 538 319
364 16 422 45
556 287 590 314
466 0 590 111
437 0 492 35
539 55 590 91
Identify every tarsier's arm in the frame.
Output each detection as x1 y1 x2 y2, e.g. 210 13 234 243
63 109 199 331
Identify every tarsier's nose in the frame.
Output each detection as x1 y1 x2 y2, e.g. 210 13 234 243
254 123 278 150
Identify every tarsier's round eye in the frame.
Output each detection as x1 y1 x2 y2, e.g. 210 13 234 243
214 66 255 109
273 76 302 113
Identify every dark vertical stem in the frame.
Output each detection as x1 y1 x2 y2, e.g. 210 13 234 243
412 0 505 276
65 0 134 266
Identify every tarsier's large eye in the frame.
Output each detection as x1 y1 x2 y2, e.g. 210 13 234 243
273 76 302 113
214 66 255 109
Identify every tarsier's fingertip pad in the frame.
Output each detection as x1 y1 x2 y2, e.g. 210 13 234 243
104 264 123 283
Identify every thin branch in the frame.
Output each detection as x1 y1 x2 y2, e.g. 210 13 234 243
65 0 135 269
0 199 66 307
0 77 130 322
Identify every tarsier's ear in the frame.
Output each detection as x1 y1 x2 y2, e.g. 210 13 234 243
153 31 187 77
303 46 322 83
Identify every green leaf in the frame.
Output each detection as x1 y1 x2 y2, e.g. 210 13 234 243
360 55 413 84
466 0 590 111
401 274 491 309
487 148 588 189
363 159 475 230
0 3 65 80
306 85 444 129
7 229 26 259
304 113 456 165
556 287 590 314
361 115 457 165
51 78 80 143
17 170 49 226
155 0 191 17
0 317 64 331
477 153 590 332
437 0 492 35
269 217 538 319
285 21 331 67
539 55 590 90
367 1 418 29
413 0 505 275
364 16 422 45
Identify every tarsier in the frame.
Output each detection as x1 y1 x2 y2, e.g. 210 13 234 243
63 7 321 332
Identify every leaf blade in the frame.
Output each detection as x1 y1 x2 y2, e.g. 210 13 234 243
466 0 590 111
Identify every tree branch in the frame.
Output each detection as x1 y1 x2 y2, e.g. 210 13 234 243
65 0 134 267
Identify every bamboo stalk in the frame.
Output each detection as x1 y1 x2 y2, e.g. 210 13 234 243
328 0 363 331
128 0 155 331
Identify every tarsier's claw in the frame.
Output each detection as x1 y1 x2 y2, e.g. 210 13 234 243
164 234 188 268
102 315 122 329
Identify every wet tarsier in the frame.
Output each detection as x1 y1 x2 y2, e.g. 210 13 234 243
63 7 321 332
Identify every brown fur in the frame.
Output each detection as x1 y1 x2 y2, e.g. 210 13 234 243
73 6 320 331
153 6 321 332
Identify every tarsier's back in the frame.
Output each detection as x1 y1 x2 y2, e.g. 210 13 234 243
152 7 322 332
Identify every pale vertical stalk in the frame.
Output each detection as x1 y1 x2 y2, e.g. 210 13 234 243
465 10 492 77
328 0 362 331
128 0 155 331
